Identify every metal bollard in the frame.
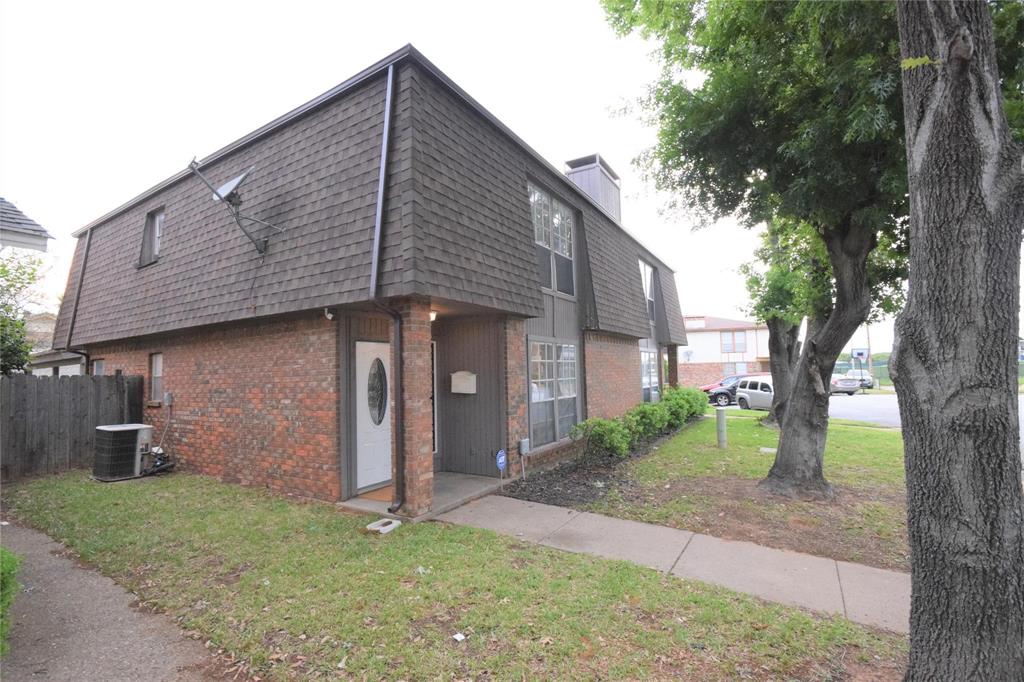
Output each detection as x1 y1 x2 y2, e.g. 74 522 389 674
716 407 728 449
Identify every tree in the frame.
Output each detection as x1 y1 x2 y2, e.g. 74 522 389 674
0 249 42 375
605 0 908 497
893 1 1024 677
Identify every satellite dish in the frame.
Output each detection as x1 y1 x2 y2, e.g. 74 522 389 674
212 167 253 204
188 159 283 254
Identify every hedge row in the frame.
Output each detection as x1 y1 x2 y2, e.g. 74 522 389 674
570 386 708 458
0 546 20 657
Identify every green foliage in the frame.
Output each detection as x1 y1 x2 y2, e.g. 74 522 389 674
570 417 631 457
900 55 938 70
0 250 42 375
0 547 20 657
572 387 707 458
0 316 30 375
992 0 1024 143
661 386 708 428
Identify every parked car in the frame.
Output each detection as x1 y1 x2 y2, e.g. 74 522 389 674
845 369 874 389
735 376 774 411
704 373 769 407
830 374 861 395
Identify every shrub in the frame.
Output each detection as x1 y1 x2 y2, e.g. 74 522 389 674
570 417 631 458
0 547 20 657
628 402 671 441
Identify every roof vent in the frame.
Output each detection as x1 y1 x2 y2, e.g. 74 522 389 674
565 154 621 222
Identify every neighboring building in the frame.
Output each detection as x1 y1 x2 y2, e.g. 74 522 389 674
51 45 687 517
28 349 85 376
24 311 58 351
678 315 769 386
1 198 52 252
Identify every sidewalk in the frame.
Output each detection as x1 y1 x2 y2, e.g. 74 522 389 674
0 522 215 682
437 495 910 634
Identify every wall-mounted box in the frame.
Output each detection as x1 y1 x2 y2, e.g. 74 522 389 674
451 371 477 394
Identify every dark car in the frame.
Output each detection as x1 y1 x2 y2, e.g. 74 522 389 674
705 373 769 407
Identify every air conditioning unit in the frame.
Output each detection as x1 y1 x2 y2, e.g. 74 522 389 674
93 424 154 482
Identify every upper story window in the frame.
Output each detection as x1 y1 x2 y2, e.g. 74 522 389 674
529 183 574 296
139 208 165 267
149 352 163 402
639 260 656 326
721 331 747 353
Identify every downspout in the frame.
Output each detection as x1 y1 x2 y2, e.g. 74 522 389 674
366 64 405 514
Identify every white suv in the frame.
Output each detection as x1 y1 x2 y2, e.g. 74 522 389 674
735 376 774 411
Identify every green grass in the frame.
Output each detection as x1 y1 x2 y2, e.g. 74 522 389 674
588 414 910 571
5 472 906 680
637 413 905 489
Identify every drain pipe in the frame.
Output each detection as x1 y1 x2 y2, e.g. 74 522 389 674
367 64 405 514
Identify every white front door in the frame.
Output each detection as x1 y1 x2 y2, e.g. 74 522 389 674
356 341 392 490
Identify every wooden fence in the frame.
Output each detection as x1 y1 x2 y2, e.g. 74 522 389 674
0 374 143 481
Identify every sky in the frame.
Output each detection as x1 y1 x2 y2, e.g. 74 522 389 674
0 0 898 352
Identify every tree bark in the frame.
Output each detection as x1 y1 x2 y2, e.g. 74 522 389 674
760 223 875 499
893 2 1024 678
763 316 800 426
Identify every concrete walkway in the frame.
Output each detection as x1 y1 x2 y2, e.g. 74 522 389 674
0 522 215 681
437 496 910 634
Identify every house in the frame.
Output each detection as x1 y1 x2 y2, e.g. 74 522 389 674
677 315 769 386
1 198 53 252
25 313 86 376
51 45 687 517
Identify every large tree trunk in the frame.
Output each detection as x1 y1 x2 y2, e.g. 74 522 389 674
894 2 1024 678
763 316 800 426
760 224 874 499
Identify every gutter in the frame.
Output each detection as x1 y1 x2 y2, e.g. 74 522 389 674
366 63 406 515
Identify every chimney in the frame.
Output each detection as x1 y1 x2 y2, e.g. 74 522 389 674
565 154 621 222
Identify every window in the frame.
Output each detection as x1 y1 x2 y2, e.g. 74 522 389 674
529 340 578 447
529 183 575 296
723 361 749 376
641 348 660 402
639 260 657 326
92 360 105 376
149 353 163 402
139 208 165 266
720 331 747 353
738 380 748 390
760 383 772 394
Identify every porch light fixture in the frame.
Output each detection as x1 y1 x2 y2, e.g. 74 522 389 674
429 311 437 322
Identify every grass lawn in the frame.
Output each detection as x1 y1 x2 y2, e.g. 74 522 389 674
588 412 910 572
3 472 906 680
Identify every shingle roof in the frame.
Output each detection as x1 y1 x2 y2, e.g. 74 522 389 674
53 46 686 349
685 315 765 332
1 198 53 240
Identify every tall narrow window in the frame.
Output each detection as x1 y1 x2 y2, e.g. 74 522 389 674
641 348 660 403
139 208 165 266
149 353 163 402
639 260 657 330
528 183 575 296
529 340 578 447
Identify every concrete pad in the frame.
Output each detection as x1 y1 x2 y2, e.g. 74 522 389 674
428 472 504 518
435 495 579 542
541 512 692 572
837 561 910 633
672 533 845 615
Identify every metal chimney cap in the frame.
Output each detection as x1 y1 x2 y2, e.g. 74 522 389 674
565 153 620 182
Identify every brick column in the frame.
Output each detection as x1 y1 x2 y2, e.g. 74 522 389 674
503 317 528 477
396 297 433 516
667 345 679 388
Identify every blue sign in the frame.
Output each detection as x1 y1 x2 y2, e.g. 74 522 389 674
496 449 507 472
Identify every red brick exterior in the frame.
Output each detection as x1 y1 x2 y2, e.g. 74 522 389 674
87 313 341 501
583 331 642 419
677 362 727 388
395 298 434 516
667 346 679 387
502 317 529 475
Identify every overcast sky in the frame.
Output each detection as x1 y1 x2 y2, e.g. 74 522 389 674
0 0 898 352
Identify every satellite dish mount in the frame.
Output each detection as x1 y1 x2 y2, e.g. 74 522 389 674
188 159 283 254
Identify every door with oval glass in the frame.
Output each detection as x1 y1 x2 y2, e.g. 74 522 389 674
356 341 392 490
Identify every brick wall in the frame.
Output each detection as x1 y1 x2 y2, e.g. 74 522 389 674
583 331 642 419
87 313 341 501
396 298 434 516
503 317 528 474
677 362 727 388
